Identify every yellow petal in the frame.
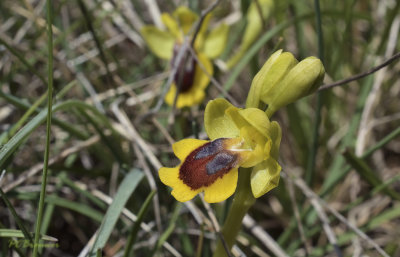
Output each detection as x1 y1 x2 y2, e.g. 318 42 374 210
161 13 181 40
204 98 240 140
172 138 208 161
159 167 180 187
250 158 281 198
164 83 178 106
173 6 198 35
192 87 206 104
198 13 212 38
239 126 267 168
171 184 201 202
226 107 249 130
203 168 238 203
193 52 213 90
202 23 229 59
159 166 201 202
194 13 212 50
269 121 282 160
238 108 272 138
141 26 175 59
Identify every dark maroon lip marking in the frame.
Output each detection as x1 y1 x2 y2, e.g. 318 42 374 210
206 152 235 175
195 138 224 159
171 44 197 93
179 139 239 190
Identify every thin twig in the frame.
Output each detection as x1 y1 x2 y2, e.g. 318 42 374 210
2 136 100 193
282 171 391 257
190 0 222 47
110 99 163 236
78 188 182 257
0 170 5 183
143 0 163 29
77 0 115 88
318 52 400 92
87 72 167 103
200 196 233 257
286 178 311 255
243 215 290 257
309 196 343 257
356 15 400 156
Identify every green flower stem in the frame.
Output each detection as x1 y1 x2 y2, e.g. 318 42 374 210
212 169 255 257
32 0 53 256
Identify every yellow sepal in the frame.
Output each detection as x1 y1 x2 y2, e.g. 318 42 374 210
202 23 229 59
141 26 175 60
173 6 198 35
204 98 240 140
250 158 281 198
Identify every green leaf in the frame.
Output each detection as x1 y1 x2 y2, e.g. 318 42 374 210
151 203 183 256
123 190 156 257
0 188 33 243
0 229 57 242
45 195 104 222
343 149 400 201
89 169 144 256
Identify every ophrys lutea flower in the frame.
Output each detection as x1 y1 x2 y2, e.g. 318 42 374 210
141 6 229 108
159 98 281 203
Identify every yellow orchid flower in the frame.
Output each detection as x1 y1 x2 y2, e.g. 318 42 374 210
141 6 229 108
159 98 281 203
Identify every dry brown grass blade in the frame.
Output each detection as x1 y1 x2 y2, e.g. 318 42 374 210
2 136 100 193
282 171 391 257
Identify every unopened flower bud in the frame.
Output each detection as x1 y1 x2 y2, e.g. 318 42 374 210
262 56 325 117
246 50 298 109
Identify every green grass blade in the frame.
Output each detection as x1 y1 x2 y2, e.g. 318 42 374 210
79 109 125 164
32 0 55 253
1 92 47 144
0 99 119 171
76 0 114 88
320 75 374 196
45 195 104 222
61 176 108 210
0 107 48 169
0 188 33 243
343 149 400 201
0 229 57 242
0 90 88 140
223 13 313 92
150 203 183 257
123 190 156 257
0 37 47 85
89 169 144 256
305 0 325 187
365 205 400 230
362 126 400 159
